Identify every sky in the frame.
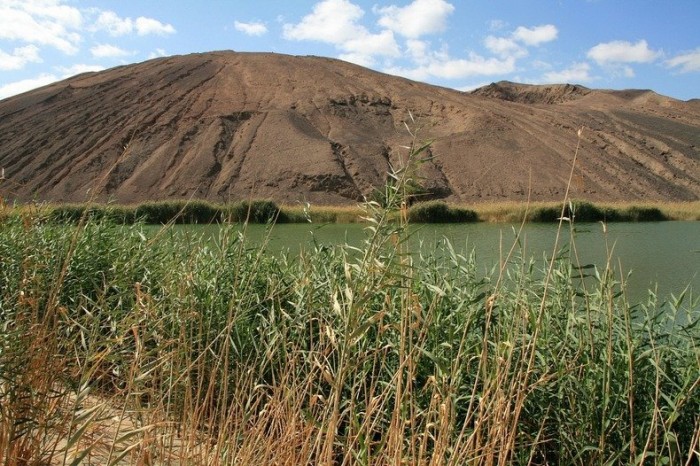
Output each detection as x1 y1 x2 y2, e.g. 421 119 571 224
1 0 699 101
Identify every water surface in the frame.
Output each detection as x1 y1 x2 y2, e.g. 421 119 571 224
170 221 700 307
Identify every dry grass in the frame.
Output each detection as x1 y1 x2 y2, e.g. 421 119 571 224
281 203 365 223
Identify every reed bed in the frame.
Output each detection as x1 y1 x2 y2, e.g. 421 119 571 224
471 200 700 223
0 135 698 465
2 199 697 226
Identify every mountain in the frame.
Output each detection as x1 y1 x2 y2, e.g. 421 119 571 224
0 51 698 205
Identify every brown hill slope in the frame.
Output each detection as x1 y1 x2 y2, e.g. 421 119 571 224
0 51 698 205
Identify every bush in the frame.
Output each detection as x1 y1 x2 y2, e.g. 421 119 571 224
48 204 137 224
527 205 561 222
226 200 284 223
623 206 667 221
407 201 477 223
178 200 220 224
528 201 618 223
570 200 603 222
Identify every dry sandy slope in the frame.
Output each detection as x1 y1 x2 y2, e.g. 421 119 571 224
0 51 698 205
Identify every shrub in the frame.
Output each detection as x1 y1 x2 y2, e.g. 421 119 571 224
408 201 477 223
225 200 284 223
526 205 560 222
569 200 602 222
623 205 667 221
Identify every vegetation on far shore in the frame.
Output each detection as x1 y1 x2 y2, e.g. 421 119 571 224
1 198 698 225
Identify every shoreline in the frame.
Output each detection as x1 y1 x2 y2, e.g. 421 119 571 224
1 199 699 224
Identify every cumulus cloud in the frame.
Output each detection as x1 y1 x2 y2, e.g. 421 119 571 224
483 24 557 63
488 19 508 32
666 48 700 73
0 62 110 99
0 0 82 54
430 54 516 78
93 11 131 36
621 65 635 78
0 45 42 70
134 17 175 36
283 0 365 44
338 30 401 66
0 73 57 99
14 0 82 28
386 52 515 81
57 63 105 76
93 10 175 36
542 62 593 83
148 48 168 59
457 81 492 92
283 0 400 66
375 0 455 38
484 36 526 59
512 25 558 46
587 39 660 65
234 20 268 36
90 43 130 58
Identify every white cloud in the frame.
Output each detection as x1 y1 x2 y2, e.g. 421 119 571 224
386 53 515 81
57 63 105 76
484 35 526 59
512 24 558 46
283 0 400 64
90 43 130 58
431 54 516 78
542 62 593 83
483 24 557 64
93 10 175 36
94 11 132 36
456 81 491 92
0 73 57 99
375 0 455 38
234 20 268 36
621 65 635 78
0 61 110 100
488 19 508 32
343 29 399 58
0 1 82 54
406 39 430 64
16 0 82 28
587 39 660 65
134 17 175 36
337 52 375 67
666 48 700 73
0 45 42 70
148 48 168 59
283 0 365 44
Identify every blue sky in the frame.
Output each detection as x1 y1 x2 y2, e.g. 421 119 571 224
1 0 699 100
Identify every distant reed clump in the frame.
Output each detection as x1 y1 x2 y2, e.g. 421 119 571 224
3 198 695 225
45 199 286 224
474 200 674 223
407 200 478 223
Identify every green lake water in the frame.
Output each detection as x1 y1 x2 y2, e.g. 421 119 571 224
168 221 699 308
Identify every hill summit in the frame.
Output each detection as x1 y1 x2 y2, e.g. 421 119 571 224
0 51 698 205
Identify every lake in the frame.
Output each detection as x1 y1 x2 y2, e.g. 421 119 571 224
174 221 700 308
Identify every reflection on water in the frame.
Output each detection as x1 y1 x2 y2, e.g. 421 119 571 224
168 221 700 307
